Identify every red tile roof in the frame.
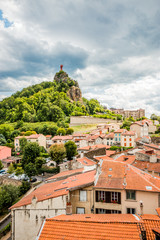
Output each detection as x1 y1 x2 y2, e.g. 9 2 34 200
38 214 142 240
114 129 126 133
105 132 114 139
52 135 73 141
78 144 110 151
141 214 160 240
95 160 160 192
77 157 96 166
122 131 135 136
95 155 114 161
132 160 160 173
11 170 96 209
47 168 84 181
15 134 44 139
0 146 11 150
115 155 136 164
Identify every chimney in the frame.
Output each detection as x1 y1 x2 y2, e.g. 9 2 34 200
123 173 127 187
80 152 84 158
99 130 102 135
66 202 72 215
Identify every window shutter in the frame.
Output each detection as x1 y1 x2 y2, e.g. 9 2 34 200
118 192 121 204
105 192 111 203
96 191 98 202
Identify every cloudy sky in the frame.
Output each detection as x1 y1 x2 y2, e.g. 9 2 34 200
0 0 160 117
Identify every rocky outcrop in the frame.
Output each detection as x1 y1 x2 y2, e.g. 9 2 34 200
54 71 82 102
67 85 82 102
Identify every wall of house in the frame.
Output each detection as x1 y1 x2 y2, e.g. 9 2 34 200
0 147 11 160
14 139 20 151
121 135 135 147
11 195 67 240
71 186 94 214
93 188 159 215
121 190 159 215
130 125 141 138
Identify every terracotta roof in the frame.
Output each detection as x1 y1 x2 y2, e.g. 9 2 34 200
95 155 115 161
106 150 116 156
52 135 73 141
141 214 160 240
77 157 96 166
0 146 11 150
132 160 160 173
38 214 142 240
11 170 96 209
105 132 114 139
122 131 135 136
115 155 136 164
10 180 68 209
78 144 110 151
114 129 126 133
46 168 84 181
15 134 44 139
156 208 160 217
95 160 160 192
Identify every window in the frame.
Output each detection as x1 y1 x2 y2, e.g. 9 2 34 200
126 190 136 200
129 138 132 141
111 192 118 202
119 134 120 136
127 208 136 214
124 143 126 146
115 133 117 136
80 190 87 202
119 138 120 141
130 143 132 147
96 209 121 214
115 138 117 141
98 191 106 201
76 207 85 214
124 138 126 141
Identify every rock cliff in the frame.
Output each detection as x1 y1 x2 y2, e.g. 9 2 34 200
54 70 82 102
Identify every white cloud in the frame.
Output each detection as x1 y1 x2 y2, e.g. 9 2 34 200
0 0 160 117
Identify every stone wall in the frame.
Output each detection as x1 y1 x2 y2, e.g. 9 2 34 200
0 176 22 186
70 116 121 126
85 148 106 160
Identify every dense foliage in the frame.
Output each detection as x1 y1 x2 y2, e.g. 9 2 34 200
0 71 107 124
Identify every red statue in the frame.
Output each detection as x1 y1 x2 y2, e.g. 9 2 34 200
60 65 63 71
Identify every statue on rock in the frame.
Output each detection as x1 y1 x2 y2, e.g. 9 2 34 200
60 64 63 71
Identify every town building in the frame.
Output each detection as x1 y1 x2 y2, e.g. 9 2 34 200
14 134 46 151
121 131 136 147
51 135 73 144
0 146 11 160
130 121 149 138
110 108 145 120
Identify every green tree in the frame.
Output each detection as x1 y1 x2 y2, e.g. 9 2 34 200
19 181 31 195
0 134 6 145
49 143 66 165
66 128 74 135
35 157 45 174
7 163 15 174
0 185 20 213
24 162 37 179
65 141 77 160
22 142 41 166
56 128 66 136
15 167 24 176
0 160 3 170
19 137 27 153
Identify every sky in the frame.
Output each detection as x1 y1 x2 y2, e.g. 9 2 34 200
0 0 160 117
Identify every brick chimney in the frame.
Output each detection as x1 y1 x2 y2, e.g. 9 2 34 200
66 202 72 215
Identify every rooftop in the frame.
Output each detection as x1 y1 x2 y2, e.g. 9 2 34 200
95 160 160 192
38 214 143 240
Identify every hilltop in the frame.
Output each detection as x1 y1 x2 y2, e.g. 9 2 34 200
0 70 105 124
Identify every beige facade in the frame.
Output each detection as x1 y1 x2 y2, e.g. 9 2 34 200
93 188 159 215
130 122 148 138
11 195 67 240
110 108 145 120
71 186 94 214
121 134 136 147
14 134 46 151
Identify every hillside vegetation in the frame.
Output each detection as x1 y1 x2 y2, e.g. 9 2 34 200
0 71 107 124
